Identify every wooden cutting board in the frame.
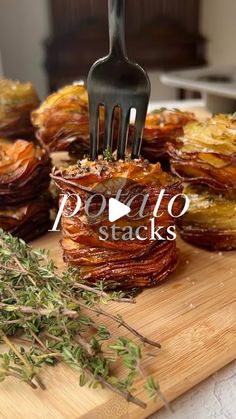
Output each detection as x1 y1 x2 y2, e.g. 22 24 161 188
1 231 236 419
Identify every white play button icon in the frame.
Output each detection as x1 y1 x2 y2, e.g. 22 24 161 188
108 198 131 222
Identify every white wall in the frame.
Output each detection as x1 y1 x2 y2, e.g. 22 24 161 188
148 70 177 102
0 0 50 99
151 0 236 101
200 0 236 66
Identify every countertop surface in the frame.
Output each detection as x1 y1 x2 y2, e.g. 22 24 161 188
150 361 236 419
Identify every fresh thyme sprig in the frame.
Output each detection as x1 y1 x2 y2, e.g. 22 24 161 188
0 229 165 409
103 147 114 161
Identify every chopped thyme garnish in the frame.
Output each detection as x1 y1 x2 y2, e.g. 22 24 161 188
103 147 114 161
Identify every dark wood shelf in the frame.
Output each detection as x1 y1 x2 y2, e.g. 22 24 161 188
45 0 206 92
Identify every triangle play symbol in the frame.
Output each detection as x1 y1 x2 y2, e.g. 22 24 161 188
108 198 131 222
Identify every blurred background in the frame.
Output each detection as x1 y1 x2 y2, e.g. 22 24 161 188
0 0 235 101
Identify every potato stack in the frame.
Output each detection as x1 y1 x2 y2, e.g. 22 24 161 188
31 84 91 155
141 108 196 163
0 79 39 139
0 140 52 241
31 83 122 157
169 114 236 250
31 84 195 162
52 158 183 289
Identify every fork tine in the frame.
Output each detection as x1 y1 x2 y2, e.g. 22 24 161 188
103 106 115 152
89 103 99 160
131 105 148 159
117 108 131 160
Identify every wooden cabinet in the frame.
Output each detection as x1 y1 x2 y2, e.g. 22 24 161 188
45 0 206 91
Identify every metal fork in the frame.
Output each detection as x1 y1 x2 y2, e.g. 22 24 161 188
87 0 150 160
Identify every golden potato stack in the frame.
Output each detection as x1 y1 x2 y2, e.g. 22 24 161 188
31 83 122 158
31 84 91 155
52 158 183 289
169 114 236 250
0 140 52 241
141 108 196 163
0 80 39 139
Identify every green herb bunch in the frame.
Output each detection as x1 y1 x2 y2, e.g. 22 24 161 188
0 229 168 410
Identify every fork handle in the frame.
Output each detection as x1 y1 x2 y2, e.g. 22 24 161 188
108 0 126 58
